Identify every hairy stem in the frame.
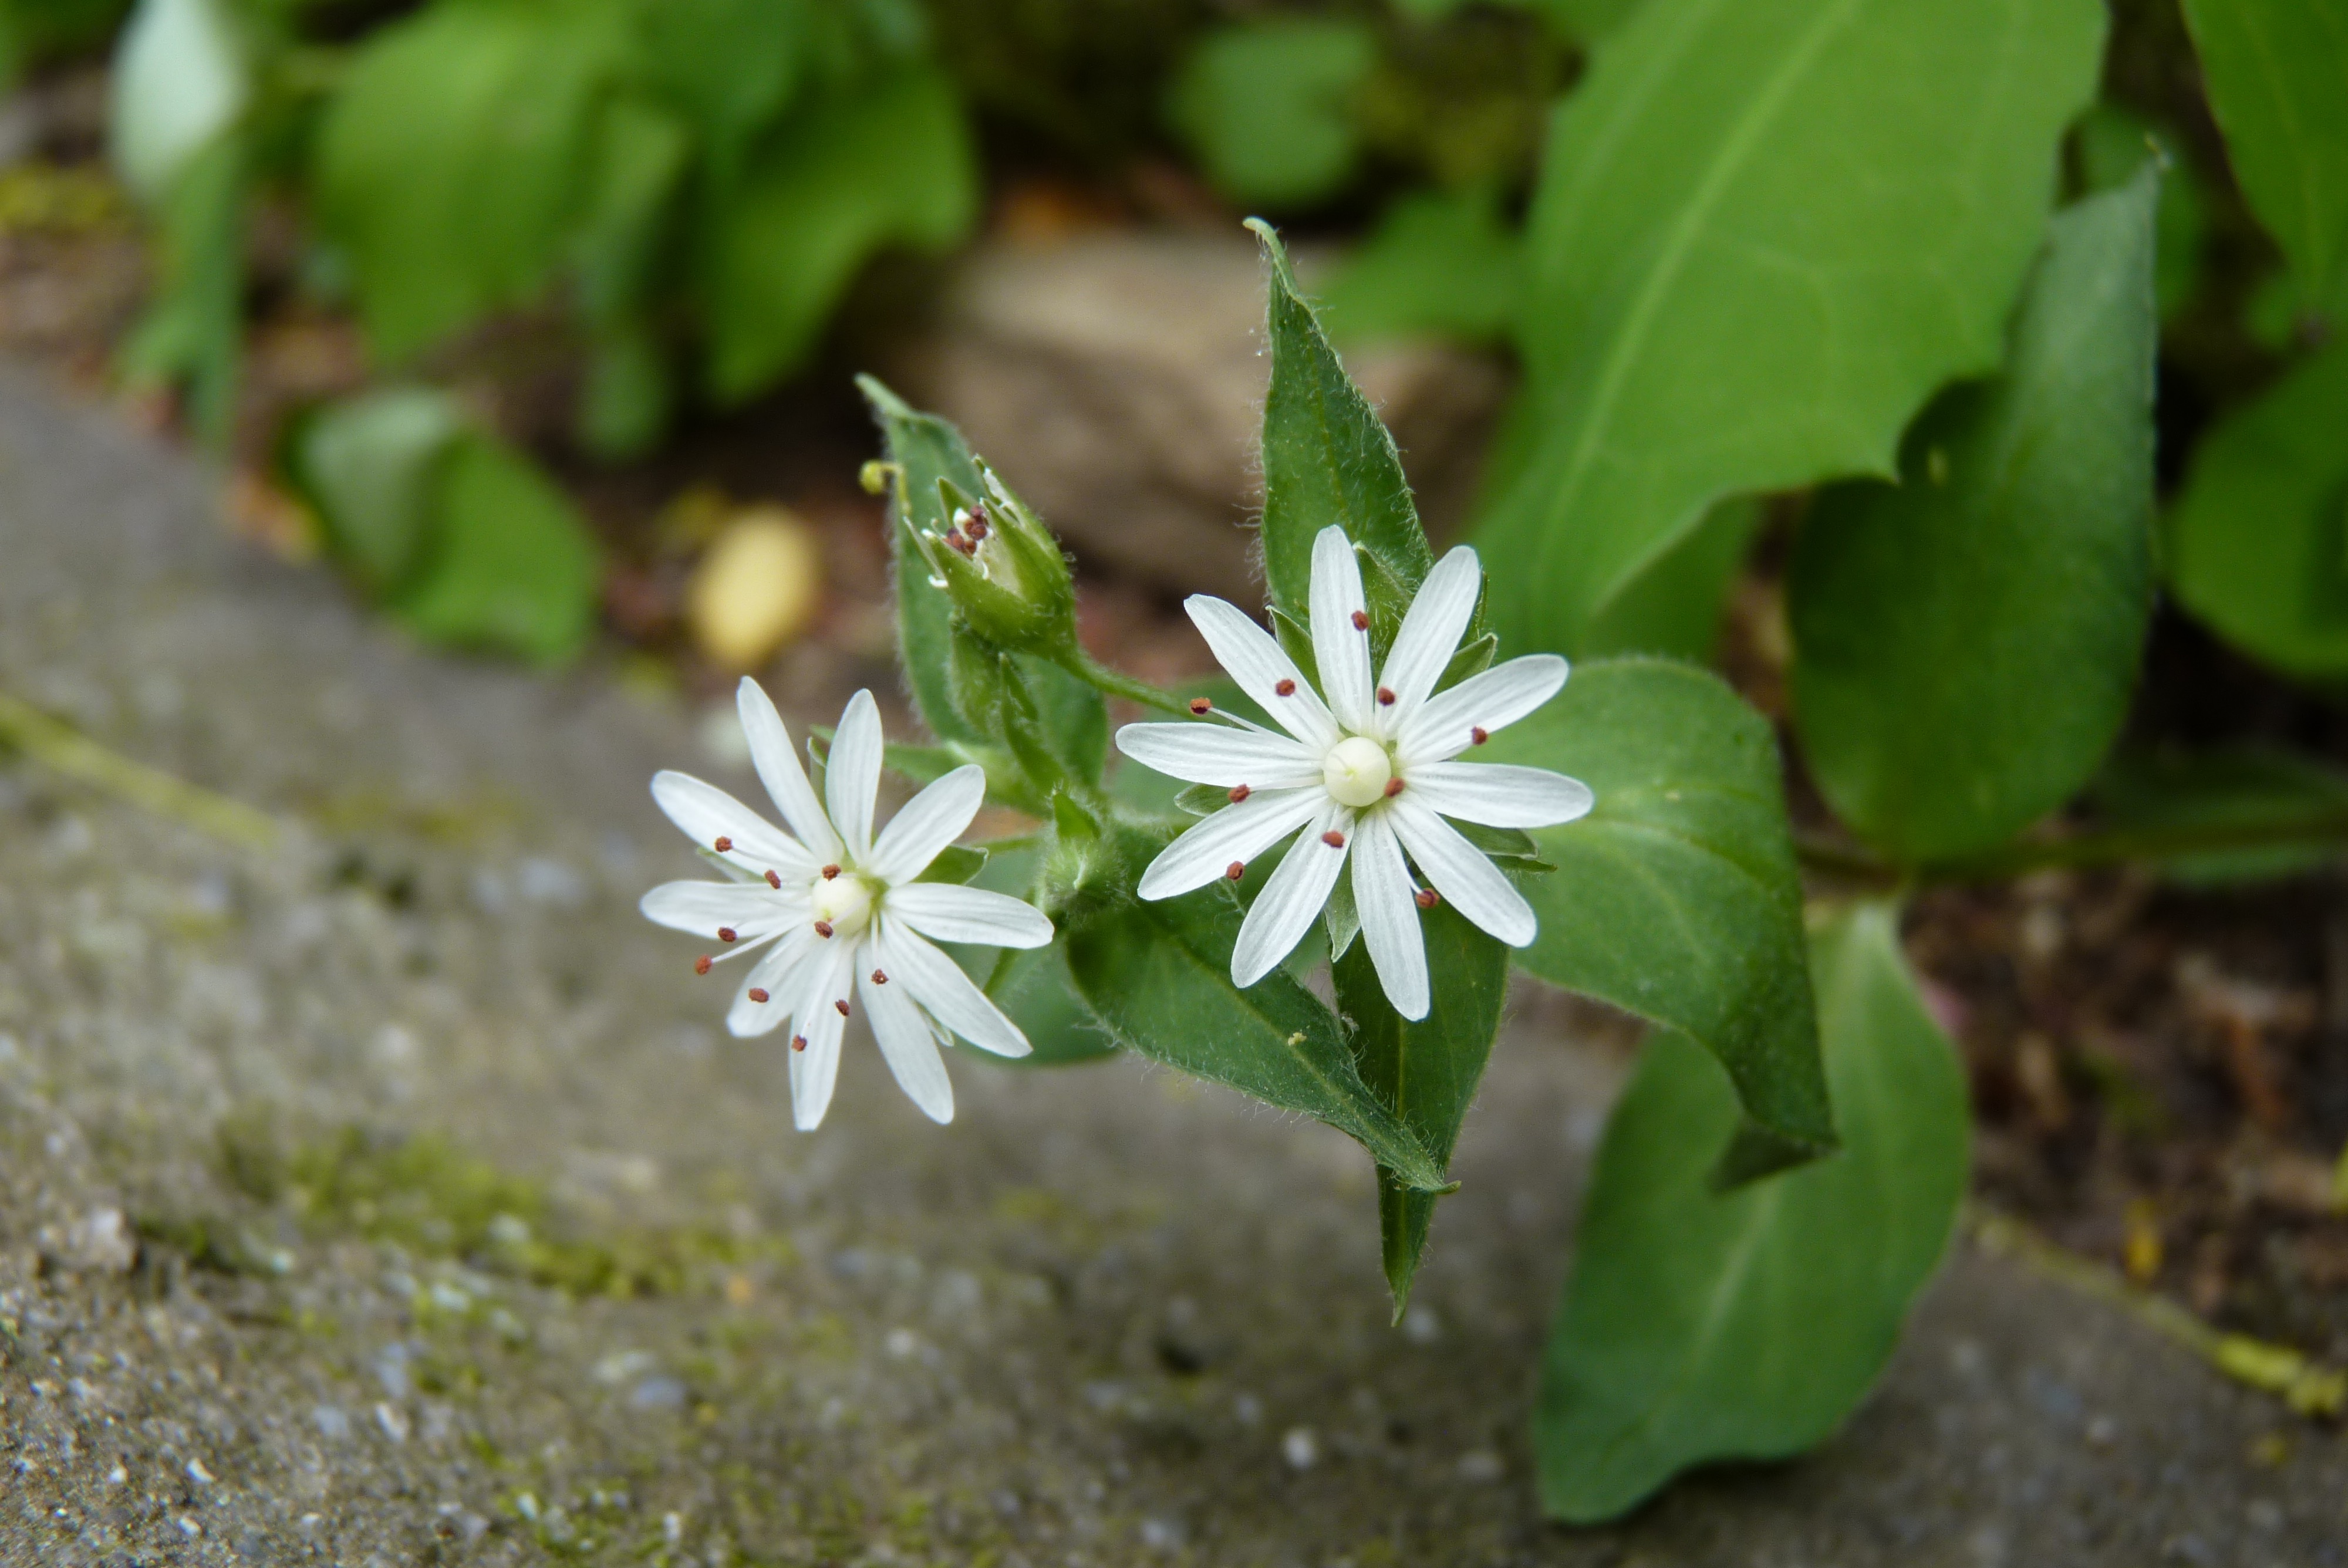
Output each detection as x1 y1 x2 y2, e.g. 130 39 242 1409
1052 650 1192 718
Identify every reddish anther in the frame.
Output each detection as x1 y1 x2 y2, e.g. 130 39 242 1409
1470 726 1489 746
1377 687 1395 705
1229 783 1251 803
747 987 770 1003
1384 778 1404 797
764 869 782 889
814 920 834 938
945 528 973 556
1414 888 1439 910
1321 830 1346 848
1351 610 1368 631
821 864 841 880
791 1035 808 1052
1189 697 1212 715
835 998 851 1018
713 836 733 853
963 509 990 540
694 955 713 976
1226 861 1244 881
1275 678 1296 696
718 927 738 943
871 969 888 985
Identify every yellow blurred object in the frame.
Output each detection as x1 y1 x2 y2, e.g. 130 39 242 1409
686 507 822 671
2120 1197 2162 1283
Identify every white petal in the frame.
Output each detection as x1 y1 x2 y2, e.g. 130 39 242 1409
1134 787 1324 901
727 924 824 1038
826 689 884 860
1183 596 1339 749
1408 762 1595 829
639 881 804 948
880 919 1032 1057
867 764 985 884
785 944 855 1130
1112 722 1319 789
1309 527 1376 734
1350 813 1429 1019
1374 546 1481 739
737 677 842 859
886 881 1054 948
1395 654 1570 766
650 771 813 877
1389 797 1537 946
1232 799 1352 988
861 953 954 1124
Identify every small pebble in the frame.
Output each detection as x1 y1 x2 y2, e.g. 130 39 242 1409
1281 1427 1318 1470
1456 1449 1503 1484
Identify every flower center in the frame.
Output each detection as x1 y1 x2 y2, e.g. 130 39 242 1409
1323 735 1393 809
809 871 876 938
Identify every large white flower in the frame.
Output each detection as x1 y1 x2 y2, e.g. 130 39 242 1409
641 680 1053 1129
1116 526 1593 1020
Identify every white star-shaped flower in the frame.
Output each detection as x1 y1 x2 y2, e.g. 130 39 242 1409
641 680 1053 1129
1116 526 1593 1020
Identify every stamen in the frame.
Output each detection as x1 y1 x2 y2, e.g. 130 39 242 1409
1226 861 1244 881
1377 686 1395 705
1415 888 1439 910
946 528 974 556
747 987 770 1003
1470 726 1489 746
1351 610 1368 631
694 955 712 976
835 998 851 1018
1229 783 1251 803
821 864 840 880
1321 830 1346 848
713 836 733 853
872 969 888 985
718 927 738 943
791 1035 807 1052
814 920 834 938
1189 697 1212 715
764 869 782 889
1384 778 1404 797
1275 678 1296 696
964 508 990 541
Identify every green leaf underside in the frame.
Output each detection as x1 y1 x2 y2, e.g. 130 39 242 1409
1790 171 2160 866
2091 746 2348 884
2178 0 2348 324
1484 658 1834 1168
1577 497 1763 663
1335 900 1510 1313
1252 221 1438 645
1534 901 1969 1522
2164 342 2348 680
383 435 602 666
1062 829 1446 1192
1476 0 2106 656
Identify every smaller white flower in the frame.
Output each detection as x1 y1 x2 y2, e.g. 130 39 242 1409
641 680 1053 1129
1115 526 1593 1020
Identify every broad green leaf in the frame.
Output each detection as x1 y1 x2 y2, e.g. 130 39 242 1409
1475 0 2104 656
1790 173 2158 866
1505 0 1644 43
701 64 974 402
288 386 465 596
1318 185 1523 348
1483 657 1832 1173
1061 827 1446 1192
109 0 245 204
2092 746 2348 884
2076 103 2208 320
1577 496 1760 662
2178 0 2348 324
386 435 602 666
2164 342 2348 679
115 130 242 445
1335 900 1509 1312
1534 900 1969 1522
1166 19 1375 208
316 0 619 360
635 0 808 171
1253 221 1438 642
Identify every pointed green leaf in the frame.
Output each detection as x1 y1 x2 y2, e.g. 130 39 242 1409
1252 221 1437 639
1335 901 1510 1313
1061 827 1446 1192
1790 173 2159 866
2178 0 2348 325
1534 900 1969 1522
1483 657 1833 1170
1475 0 2105 655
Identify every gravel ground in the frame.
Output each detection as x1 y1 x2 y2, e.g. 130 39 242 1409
1 362 2342 1566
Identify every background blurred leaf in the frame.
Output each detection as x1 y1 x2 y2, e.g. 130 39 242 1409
1534 900 1968 1522
573 99 692 457
386 434 603 666
1062 827 1447 1194
2092 746 2348 885
109 0 246 204
1790 171 2158 866
1483 657 1834 1177
702 63 974 403
1336 899 1509 1312
635 0 808 174
116 131 242 444
2178 0 2348 326
1476 0 2105 657
0 0 127 86
316 0 621 360
2076 102 2207 321
2165 342 2348 680
289 386 466 596
1167 18 1376 208
1317 185 1523 347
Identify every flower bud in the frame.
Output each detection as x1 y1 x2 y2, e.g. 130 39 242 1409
915 466 1078 657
